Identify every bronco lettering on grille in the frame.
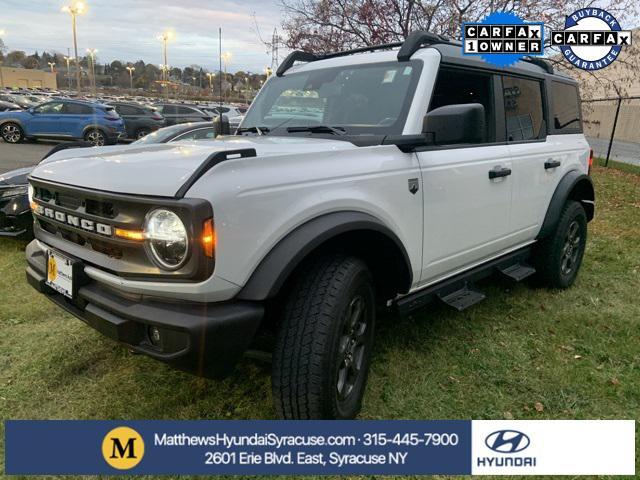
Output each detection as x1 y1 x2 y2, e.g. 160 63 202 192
35 204 113 236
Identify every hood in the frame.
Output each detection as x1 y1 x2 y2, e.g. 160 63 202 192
29 136 358 197
0 166 33 186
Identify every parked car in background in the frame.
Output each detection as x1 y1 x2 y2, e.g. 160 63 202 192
109 102 166 140
0 93 36 109
132 121 216 144
0 166 31 238
203 104 244 129
154 103 212 126
0 99 125 146
0 100 22 112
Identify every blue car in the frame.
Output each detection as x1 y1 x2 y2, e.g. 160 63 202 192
0 99 125 146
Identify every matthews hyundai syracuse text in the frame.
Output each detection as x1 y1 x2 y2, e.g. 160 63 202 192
25 31 594 420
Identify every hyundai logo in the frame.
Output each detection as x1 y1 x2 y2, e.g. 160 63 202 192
485 430 530 453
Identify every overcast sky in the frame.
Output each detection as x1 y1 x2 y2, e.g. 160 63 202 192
1 0 285 73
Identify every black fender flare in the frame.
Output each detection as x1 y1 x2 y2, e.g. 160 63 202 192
237 211 413 301
537 170 595 240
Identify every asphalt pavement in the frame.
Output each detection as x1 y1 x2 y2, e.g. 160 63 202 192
0 140 59 174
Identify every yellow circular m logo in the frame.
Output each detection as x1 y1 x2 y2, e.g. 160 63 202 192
102 426 145 470
47 256 57 282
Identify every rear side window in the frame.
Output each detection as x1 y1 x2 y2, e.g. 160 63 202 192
63 103 93 114
177 106 198 115
502 76 544 142
117 105 142 115
161 105 177 115
550 81 582 133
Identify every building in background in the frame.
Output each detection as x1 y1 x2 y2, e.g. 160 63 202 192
0 67 57 89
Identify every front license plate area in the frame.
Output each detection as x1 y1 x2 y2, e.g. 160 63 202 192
46 249 76 299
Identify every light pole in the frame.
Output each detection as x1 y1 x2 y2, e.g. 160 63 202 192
126 66 135 94
48 62 56 73
63 56 72 90
61 2 86 94
221 51 232 101
86 48 97 96
0 29 6 89
157 30 174 100
206 72 215 96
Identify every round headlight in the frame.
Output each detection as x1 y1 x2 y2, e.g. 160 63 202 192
145 209 189 269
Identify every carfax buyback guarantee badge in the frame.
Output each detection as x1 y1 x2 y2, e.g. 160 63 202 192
462 12 544 67
550 8 632 71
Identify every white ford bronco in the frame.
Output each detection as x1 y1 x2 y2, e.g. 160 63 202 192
26 32 594 419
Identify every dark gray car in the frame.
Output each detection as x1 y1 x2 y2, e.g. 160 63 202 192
153 103 212 126
110 102 166 140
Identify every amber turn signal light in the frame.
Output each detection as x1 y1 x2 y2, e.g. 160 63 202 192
115 228 145 241
202 218 215 258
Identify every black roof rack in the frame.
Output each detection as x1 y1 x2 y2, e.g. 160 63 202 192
397 31 461 61
276 30 553 76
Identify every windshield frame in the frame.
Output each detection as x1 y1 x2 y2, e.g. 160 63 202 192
240 59 423 138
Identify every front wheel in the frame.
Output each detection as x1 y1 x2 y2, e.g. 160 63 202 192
135 128 150 140
534 200 588 289
84 129 106 146
1 123 24 143
272 255 375 419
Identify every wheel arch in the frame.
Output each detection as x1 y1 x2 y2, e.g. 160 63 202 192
81 124 109 137
538 170 595 240
236 211 413 302
0 118 26 130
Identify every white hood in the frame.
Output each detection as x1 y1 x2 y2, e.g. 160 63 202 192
30 136 357 197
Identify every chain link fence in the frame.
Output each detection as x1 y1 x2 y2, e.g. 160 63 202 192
582 97 640 166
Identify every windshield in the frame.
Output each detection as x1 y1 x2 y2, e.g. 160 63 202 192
241 60 422 136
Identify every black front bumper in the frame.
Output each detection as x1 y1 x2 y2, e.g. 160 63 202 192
26 241 264 378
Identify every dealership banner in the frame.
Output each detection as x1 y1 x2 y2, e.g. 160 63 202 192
4 420 635 475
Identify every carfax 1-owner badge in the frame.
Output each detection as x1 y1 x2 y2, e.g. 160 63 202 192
551 8 632 70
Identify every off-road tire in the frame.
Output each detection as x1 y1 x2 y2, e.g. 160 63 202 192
1 123 24 143
272 254 375 419
535 200 587 289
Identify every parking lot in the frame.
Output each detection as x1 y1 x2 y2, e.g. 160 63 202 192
0 140 59 173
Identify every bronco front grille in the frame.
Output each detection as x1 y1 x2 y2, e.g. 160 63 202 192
29 178 214 281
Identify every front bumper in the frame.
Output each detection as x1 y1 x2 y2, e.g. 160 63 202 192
25 241 264 378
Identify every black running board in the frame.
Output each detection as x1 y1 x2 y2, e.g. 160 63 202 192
396 246 532 316
498 263 536 282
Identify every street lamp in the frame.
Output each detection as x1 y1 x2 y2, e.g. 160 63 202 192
126 66 135 95
206 72 215 95
63 56 72 90
86 48 97 96
221 51 232 101
48 62 56 73
157 30 174 99
0 29 6 89
61 2 86 93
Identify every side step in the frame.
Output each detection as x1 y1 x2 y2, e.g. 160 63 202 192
437 285 486 311
498 263 536 282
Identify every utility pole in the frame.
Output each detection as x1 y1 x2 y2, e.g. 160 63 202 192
64 52 72 91
86 48 97 96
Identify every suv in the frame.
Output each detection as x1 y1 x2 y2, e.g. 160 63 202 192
25 31 594 420
110 102 166 140
154 103 212 126
0 99 125 146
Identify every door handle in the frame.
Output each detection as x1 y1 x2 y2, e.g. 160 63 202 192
488 167 512 179
544 159 561 169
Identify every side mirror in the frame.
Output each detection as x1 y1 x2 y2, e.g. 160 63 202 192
213 114 230 136
27 107 35 114
424 103 485 145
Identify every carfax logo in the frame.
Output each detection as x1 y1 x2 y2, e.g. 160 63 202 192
101 426 145 470
551 8 632 70
463 11 544 67
477 430 536 468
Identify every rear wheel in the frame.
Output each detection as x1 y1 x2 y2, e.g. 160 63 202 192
534 200 587 289
1 123 24 143
272 255 375 419
135 128 150 140
84 129 106 146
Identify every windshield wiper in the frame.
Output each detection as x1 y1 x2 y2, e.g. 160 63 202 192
286 125 347 135
237 126 269 136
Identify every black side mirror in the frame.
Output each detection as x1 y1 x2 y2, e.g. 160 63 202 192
213 114 230 136
424 103 485 145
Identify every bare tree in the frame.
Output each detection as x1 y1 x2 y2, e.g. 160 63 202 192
280 0 640 96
